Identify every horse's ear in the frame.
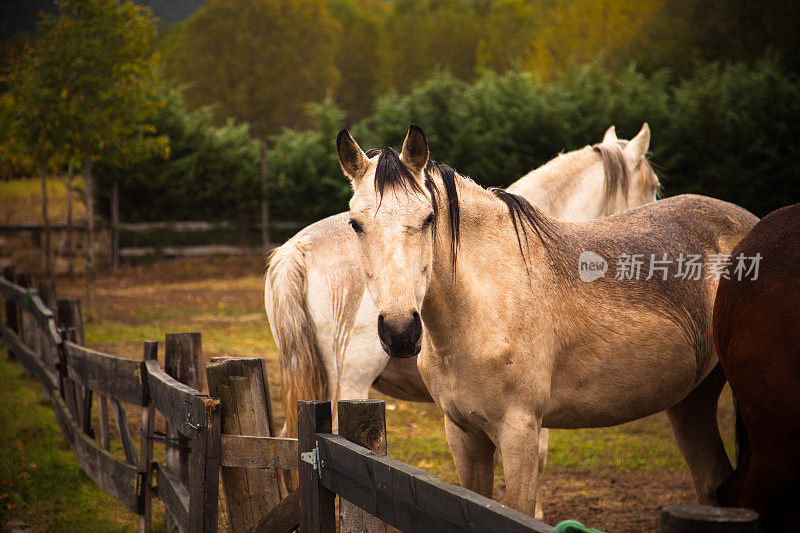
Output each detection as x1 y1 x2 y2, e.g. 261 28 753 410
624 123 650 160
602 125 618 144
337 129 370 186
401 123 429 175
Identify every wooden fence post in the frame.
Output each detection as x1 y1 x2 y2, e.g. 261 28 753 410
298 401 335 533
188 395 221 533
206 356 283 532
661 505 758 532
15 273 34 351
56 298 87 431
139 341 158 533
3 267 18 356
37 279 57 373
338 399 389 533
164 332 202 489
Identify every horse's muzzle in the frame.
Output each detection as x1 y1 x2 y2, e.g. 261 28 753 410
378 311 422 358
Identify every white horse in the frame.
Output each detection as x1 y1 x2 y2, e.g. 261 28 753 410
338 124 757 517
266 125 660 437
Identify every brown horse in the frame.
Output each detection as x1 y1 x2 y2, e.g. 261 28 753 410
714 202 800 531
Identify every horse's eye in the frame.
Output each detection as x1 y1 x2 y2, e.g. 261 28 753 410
349 219 363 234
422 213 435 228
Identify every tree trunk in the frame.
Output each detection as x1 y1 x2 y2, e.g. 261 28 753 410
111 181 119 270
260 139 271 251
84 153 95 321
66 163 74 281
40 165 51 277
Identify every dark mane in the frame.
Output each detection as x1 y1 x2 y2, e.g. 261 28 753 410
373 148 425 199
490 188 563 272
593 142 662 202
592 143 630 206
370 148 460 271
370 147 561 274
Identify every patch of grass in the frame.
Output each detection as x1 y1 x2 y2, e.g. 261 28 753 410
0 349 166 532
0 177 86 224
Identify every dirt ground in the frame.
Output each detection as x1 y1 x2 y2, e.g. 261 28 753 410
52 255 731 532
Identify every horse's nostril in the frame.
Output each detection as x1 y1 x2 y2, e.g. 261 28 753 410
412 311 420 320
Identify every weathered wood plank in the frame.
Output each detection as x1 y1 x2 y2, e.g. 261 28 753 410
2 266 18 336
317 434 554 533
250 488 301 533
111 398 139 466
338 400 388 533
52 391 140 513
0 322 57 391
145 359 207 435
56 298 84 345
0 277 61 347
219 435 298 470
157 464 190 533
64 341 147 405
187 396 221 533
98 395 110 451
139 341 158 533
207 356 283 532
298 401 335 533
165 332 201 493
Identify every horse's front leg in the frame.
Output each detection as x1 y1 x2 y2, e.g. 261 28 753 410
444 414 495 498
498 410 543 516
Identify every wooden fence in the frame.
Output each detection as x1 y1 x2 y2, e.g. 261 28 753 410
0 265 759 533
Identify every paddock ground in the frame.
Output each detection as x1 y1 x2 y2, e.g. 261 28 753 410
1 254 735 532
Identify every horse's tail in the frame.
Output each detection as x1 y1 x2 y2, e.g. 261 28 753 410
264 234 327 442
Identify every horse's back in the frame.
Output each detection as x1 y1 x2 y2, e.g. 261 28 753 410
714 203 800 529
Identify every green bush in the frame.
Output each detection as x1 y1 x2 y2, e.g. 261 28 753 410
270 58 798 221
96 87 261 223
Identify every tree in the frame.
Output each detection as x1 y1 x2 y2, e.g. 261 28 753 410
23 0 166 314
166 0 341 135
165 0 342 247
377 0 481 94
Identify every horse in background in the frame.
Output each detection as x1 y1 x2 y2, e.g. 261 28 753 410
265 124 660 438
338 124 757 516
714 203 800 531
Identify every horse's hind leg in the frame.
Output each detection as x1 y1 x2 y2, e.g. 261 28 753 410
667 363 733 504
444 414 495 499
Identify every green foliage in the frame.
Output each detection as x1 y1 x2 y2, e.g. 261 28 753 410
657 59 800 216
266 99 350 221
95 87 261 223
269 59 799 221
165 0 342 138
30 0 167 166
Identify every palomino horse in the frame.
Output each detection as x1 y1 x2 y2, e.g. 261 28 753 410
714 203 800 531
338 124 758 516
266 125 659 435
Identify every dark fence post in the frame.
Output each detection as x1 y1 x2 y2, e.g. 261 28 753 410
139 341 158 533
661 505 758 532
164 332 202 488
56 297 90 434
15 273 34 351
37 279 57 373
2 266 17 341
298 401 335 533
206 356 283 532
188 395 221 533
338 399 389 533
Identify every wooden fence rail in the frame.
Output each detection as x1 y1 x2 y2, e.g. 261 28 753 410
0 265 760 533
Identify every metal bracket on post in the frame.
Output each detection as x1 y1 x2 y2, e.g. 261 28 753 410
301 443 322 471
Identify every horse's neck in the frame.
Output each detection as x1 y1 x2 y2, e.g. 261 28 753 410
423 176 557 354
506 147 605 221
